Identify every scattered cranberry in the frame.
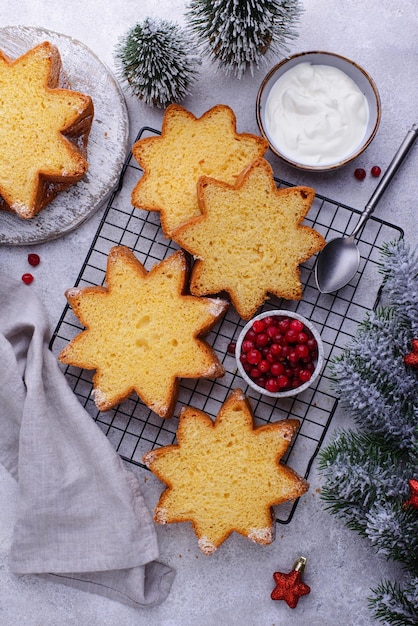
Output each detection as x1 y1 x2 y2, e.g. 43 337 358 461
28 253 40 266
354 167 366 180
227 341 236 355
239 314 319 393
22 273 34 285
370 165 381 177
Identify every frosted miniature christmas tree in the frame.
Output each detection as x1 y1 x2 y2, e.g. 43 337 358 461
185 0 303 78
114 17 200 108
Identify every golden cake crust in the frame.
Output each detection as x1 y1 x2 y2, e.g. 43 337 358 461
0 41 94 219
131 103 269 237
59 246 228 417
172 157 326 319
143 388 309 554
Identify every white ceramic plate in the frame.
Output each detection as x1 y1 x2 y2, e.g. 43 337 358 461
0 25 129 245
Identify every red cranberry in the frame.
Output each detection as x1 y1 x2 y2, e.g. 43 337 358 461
247 349 262 365
276 374 290 389
289 318 304 332
307 337 317 351
299 369 312 383
270 362 284 377
255 332 269 347
280 345 291 359
266 325 279 338
285 328 299 343
28 253 40 266
270 343 282 357
370 165 381 177
263 316 276 327
22 273 34 285
258 360 270 373
265 378 281 393
242 339 255 352
278 318 290 333
240 355 252 373
296 344 310 359
227 341 236 355
252 319 266 333
354 167 366 180
297 331 308 344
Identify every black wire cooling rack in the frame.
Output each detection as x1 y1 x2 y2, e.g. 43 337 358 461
50 126 404 524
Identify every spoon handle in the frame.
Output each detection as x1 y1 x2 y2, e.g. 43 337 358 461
351 124 418 238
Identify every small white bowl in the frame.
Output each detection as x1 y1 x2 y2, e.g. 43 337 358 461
256 51 381 172
235 310 324 398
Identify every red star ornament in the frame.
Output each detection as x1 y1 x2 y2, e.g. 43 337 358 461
271 556 311 608
404 339 418 369
403 479 418 510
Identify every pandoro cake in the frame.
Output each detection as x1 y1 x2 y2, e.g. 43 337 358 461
59 246 228 418
0 41 94 219
172 157 326 319
143 388 309 554
131 103 269 237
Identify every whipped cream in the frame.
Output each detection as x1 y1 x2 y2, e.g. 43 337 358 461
264 62 369 166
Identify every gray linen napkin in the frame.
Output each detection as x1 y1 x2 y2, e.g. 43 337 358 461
0 271 175 607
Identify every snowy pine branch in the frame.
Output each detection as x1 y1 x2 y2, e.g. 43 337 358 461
331 309 417 450
114 18 200 107
319 239 418 624
318 430 411 535
365 501 418 569
379 240 418 334
369 576 418 626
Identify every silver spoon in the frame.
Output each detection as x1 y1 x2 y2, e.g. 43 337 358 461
315 124 418 293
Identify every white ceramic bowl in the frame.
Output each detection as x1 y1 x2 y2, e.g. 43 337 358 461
235 310 324 398
256 51 381 172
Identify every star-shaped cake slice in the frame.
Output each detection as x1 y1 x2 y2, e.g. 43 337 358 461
143 388 309 554
0 41 93 218
172 157 326 319
59 246 228 418
131 104 268 237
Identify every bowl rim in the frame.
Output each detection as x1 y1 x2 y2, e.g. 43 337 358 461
235 309 325 398
256 50 382 172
